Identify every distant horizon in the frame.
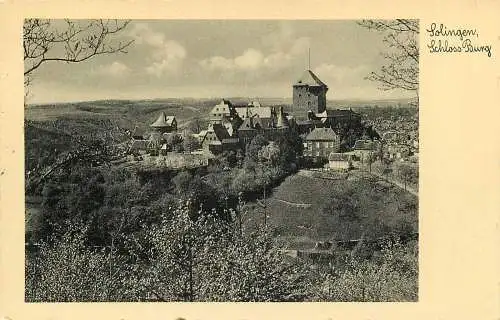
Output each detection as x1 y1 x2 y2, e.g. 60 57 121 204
27 95 417 107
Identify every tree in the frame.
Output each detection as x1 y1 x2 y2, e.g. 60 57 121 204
258 141 280 165
143 201 312 301
172 171 193 198
166 133 183 152
358 20 419 99
395 161 415 190
24 19 133 88
246 134 268 162
182 134 201 153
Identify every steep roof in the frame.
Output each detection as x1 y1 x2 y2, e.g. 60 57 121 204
151 112 176 128
211 123 231 141
294 70 327 87
305 127 339 141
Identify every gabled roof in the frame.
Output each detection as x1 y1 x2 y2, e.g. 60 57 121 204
305 127 339 141
294 70 327 87
151 112 176 127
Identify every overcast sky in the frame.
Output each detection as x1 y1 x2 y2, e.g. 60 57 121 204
28 20 416 104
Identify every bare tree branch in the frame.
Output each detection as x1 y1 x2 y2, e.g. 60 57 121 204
358 19 419 93
23 19 134 77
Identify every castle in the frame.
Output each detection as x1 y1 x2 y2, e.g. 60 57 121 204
131 69 375 158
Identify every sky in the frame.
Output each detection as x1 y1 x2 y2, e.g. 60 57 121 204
27 20 416 104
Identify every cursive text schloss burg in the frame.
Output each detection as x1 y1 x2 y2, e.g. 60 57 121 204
426 23 492 57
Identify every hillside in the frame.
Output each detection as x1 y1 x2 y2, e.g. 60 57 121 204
246 170 418 250
25 98 217 132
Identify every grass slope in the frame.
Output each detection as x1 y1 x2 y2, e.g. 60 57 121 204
247 171 418 250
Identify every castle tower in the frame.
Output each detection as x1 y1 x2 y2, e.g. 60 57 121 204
292 69 328 115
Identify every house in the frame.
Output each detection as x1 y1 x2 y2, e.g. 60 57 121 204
304 127 340 158
150 112 177 133
201 123 240 155
209 99 239 124
328 152 352 171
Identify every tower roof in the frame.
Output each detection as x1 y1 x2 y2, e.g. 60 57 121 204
151 112 175 128
294 69 327 87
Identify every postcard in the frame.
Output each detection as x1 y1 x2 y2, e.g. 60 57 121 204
0 1 499 320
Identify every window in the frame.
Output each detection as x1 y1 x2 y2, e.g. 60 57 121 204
308 143 312 151
316 151 320 156
316 142 320 148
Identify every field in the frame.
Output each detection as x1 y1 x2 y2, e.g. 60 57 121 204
25 98 219 133
245 169 418 250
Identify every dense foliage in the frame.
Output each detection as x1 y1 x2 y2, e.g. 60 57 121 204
25 124 418 302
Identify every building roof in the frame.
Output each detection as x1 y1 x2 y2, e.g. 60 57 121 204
328 152 351 161
294 69 327 87
237 114 274 131
315 109 357 118
210 99 235 115
238 117 257 131
151 112 176 128
305 127 339 141
211 123 231 141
